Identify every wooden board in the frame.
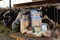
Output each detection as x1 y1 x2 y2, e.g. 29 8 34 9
10 33 50 40
14 0 59 8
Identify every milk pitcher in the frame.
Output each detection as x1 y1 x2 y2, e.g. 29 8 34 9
20 15 29 33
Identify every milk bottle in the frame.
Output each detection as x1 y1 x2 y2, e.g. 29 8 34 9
20 15 29 33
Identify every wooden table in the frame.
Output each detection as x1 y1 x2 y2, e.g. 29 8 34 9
10 33 51 40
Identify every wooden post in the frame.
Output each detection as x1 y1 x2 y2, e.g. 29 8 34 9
9 0 11 11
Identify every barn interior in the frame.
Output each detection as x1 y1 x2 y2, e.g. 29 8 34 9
0 0 60 40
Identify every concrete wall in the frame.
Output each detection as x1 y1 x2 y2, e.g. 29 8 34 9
56 6 60 9
55 3 60 9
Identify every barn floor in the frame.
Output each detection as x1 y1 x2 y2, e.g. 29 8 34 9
0 22 60 40
0 22 15 40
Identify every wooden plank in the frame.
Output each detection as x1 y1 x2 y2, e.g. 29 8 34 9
11 33 25 40
10 33 50 40
14 0 59 8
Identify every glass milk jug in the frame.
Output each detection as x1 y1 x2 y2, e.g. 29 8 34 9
20 15 29 33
